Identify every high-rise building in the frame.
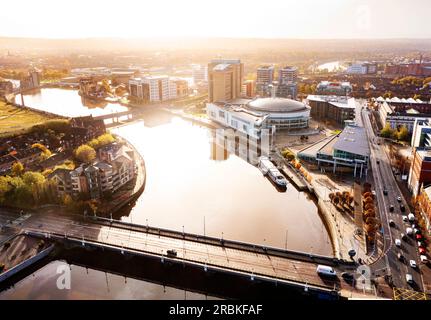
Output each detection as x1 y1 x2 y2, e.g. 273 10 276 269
208 59 243 103
277 66 298 99
241 80 255 98
192 64 208 84
256 65 274 97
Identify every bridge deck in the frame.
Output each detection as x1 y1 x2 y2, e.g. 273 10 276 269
7 211 374 297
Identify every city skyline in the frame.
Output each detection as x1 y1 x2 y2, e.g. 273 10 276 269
1 0 431 40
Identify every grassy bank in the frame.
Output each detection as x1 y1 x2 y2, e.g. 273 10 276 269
0 100 59 137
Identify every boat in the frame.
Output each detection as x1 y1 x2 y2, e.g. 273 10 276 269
258 156 288 188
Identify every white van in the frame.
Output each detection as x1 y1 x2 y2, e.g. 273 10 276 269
316 265 337 277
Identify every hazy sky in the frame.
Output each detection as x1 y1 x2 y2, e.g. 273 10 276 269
1 0 430 39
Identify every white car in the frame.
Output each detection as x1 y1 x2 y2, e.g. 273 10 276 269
408 213 415 222
409 260 417 268
406 274 413 284
402 215 408 222
406 228 413 236
420 255 428 263
395 239 401 247
397 196 402 202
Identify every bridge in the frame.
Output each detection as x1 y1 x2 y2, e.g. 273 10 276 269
0 209 376 299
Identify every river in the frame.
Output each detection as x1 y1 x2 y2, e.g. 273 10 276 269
4 88 332 299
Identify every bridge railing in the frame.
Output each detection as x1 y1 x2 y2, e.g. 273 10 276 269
84 215 355 268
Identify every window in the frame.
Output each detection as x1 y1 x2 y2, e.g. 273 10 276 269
210 111 216 118
231 120 238 128
218 110 225 118
243 124 248 132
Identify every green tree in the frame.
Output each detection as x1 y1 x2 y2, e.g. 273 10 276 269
11 162 24 176
396 125 409 142
75 145 96 163
380 123 394 138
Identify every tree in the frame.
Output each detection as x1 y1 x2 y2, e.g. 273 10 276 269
281 148 295 161
11 162 24 176
396 125 409 142
96 133 115 147
22 171 45 186
75 145 96 163
32 143 52 161
380 123 394 138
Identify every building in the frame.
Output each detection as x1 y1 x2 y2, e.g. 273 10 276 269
49 143 136 200
128 78 150 102
256 65 274 97
20 70 40 90
298 125 370 178
306 95 356 125
385 61 431 76
416 185 431 235
408 148 431 197
346 62 378 75
169 79 189 99
276 66 298 99
316 81 352 96
411 119 431 148
206 97 310 138
241 80 255 98
208 59 243 103
192 64 208 84
0 79 13 96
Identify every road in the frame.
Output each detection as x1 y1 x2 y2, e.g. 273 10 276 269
0 209 373 298
361 102 424 291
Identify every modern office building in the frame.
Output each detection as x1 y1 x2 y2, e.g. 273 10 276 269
316 81 352 96
408 148 431 197
208 59 244 103
411 119 431 148
241 80 255 98
306 95 356 125
129 76 170 102
298 125 370 178
192 64 208 84
256 65 274 97
128 78 150 102
277 66 298 99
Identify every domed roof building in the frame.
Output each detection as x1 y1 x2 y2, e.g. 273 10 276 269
246 97 310 129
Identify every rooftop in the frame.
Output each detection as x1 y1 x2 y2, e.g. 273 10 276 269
333 125 370 157
306 95 356 109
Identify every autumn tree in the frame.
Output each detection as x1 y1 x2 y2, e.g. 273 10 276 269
75 145 96 163
11 162 24 176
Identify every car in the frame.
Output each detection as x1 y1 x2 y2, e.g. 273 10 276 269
409 260 417 268
406 274 413 284
408 213 415 222
341 272 355 281
400 204 406 212
389 205 394 212
383 189 388 195
416 234 423 241
371 190 376 196
397 196 402 202
401 233 407 241
406 227 413 236
418 241 424 248
419 247 427 255
377 160 380 164
397 252 405 261
395 239 401 247
166 249 177 257
420 255 428 263
414 228 421 235
316 265 337 277
402 215 408 222
389 220 396 227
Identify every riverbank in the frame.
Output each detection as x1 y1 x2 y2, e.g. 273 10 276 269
0 100 62 137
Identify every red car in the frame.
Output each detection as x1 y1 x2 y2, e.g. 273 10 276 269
416 234 423 241
419 247 426 255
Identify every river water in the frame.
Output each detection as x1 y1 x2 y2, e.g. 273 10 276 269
4 88 332 299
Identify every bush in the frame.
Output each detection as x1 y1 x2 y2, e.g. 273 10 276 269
74 145 96 163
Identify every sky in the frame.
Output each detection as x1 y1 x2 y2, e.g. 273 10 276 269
1 0 430 39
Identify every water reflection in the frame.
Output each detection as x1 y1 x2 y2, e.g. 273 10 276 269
0 261 218 300
15 88 128 117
